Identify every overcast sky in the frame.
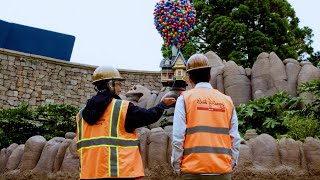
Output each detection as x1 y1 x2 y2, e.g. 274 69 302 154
0 0 319 71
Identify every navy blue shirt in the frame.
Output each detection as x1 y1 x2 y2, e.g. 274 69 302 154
82 91 168 133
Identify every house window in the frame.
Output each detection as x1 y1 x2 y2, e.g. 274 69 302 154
177 70 182 76
169 75 172 79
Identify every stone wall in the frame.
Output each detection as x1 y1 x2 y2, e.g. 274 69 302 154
0 48 162 109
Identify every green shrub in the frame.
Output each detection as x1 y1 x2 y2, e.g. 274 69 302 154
282 113 320 140
237 80 320 140
298 79 320 119
0 103 79 149
34 104 79 140
236 92 301 137
0 103 40 148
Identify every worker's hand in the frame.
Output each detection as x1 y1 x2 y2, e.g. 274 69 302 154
162 97 176 107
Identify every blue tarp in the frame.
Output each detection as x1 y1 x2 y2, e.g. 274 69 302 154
0 20 75 61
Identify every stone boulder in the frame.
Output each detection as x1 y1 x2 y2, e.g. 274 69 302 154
60 138 79 172
146 94 157 109
236 144 253 170
205 51 225 93
147 128 168 169
297 64 320 106
245 68 251 77
6 144 25 171
33 137 65 172
65 132 76 140
20 136 46 171
153 87 170 107
149 87 170 129
285 61 301 97
244 129 258 140
283 58 300 65
223 61 251 105
164 126 173 164
0 143 18 172
278 138 302 169
137 127 151 169
53 139 73 172
303 137 320 175
251 52 288 99
248 134 281 170
165 107 175 116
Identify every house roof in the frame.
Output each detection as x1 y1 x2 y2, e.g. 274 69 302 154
172 50 187 66
159 57 173 68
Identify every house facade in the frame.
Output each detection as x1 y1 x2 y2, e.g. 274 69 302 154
160 51 187 88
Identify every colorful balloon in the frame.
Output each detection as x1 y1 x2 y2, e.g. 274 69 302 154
154 0 196 48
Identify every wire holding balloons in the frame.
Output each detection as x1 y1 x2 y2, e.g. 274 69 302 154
154 0 196 48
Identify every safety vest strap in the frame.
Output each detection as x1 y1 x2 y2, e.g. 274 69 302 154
186 126 229 135
184 146 232 156
77 107 85 169
77 107 85 141
77 137 139 150
110 100 122 137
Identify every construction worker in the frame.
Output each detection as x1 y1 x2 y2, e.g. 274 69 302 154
171 54 241 180
76 66 176 179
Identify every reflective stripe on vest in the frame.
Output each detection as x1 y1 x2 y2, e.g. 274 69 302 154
184 146 232 156
186 126 229 135
77 137 138 149
181 88 233 174
76 99 141 178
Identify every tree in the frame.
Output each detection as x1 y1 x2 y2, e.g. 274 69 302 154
162 0 315 67
308 51 320 68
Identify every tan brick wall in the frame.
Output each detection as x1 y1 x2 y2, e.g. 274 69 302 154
0 49 162 109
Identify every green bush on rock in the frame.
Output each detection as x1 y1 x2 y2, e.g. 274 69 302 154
0 103 78 149
237 80 320 140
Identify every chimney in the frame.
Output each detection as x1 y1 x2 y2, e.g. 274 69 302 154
171 46 178 60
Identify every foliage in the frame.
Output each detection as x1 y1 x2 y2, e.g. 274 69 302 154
34 104 79 140
298 79 320 120
0 103 40 149
160 117 170 128
282 112 320 140
236 92 301 137
160 110 174 128
237 80 320 140
0 103 79 149
308 51 320 68
162 0 315 67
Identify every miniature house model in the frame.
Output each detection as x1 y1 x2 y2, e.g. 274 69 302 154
160 50 187 88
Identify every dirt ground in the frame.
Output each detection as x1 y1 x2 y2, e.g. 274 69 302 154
1 168 320 180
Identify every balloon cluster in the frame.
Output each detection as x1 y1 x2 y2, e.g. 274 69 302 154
154 0 196 48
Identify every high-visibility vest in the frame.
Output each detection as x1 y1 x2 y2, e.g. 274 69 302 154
76 99 144 179
181 88 234 174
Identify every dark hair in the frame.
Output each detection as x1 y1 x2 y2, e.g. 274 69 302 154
187 67 211 84
93 80 113 92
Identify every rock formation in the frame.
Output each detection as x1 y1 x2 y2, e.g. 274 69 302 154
1 132 320 180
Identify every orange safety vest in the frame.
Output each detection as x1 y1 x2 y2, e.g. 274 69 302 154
181 88 234 174
76 99 144 179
